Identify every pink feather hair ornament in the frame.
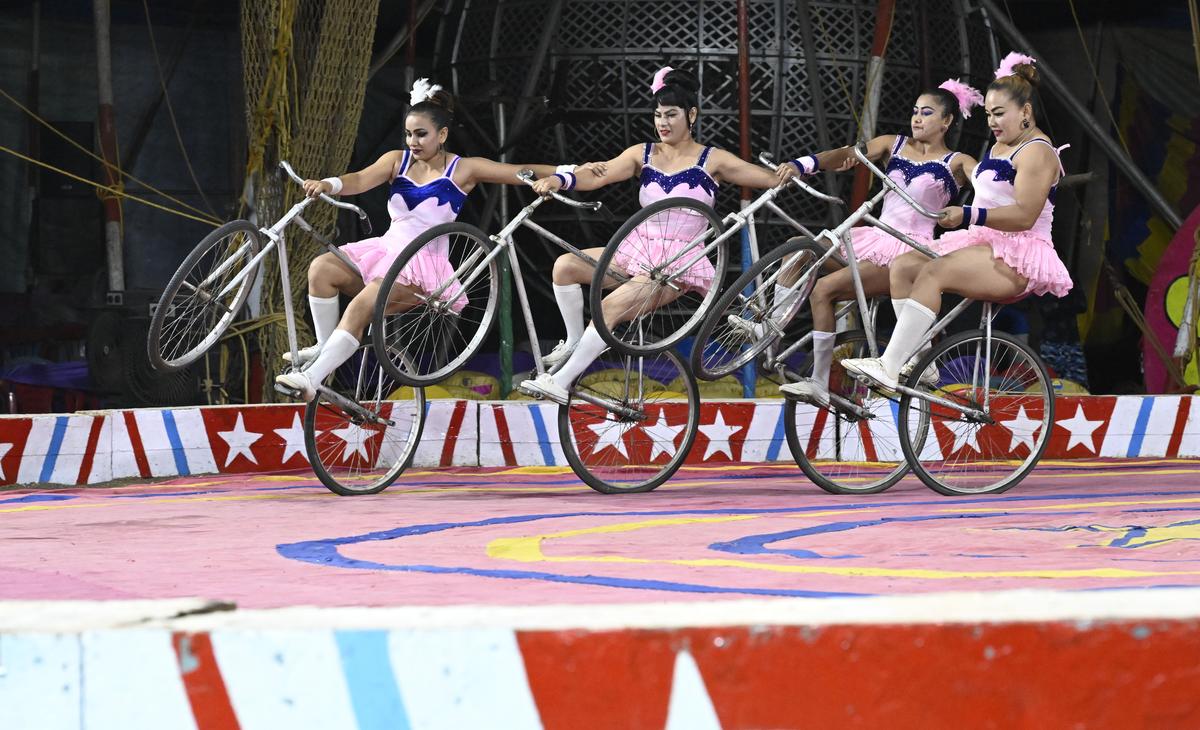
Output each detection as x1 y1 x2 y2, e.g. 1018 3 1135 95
994 51 1036 80
650 66 674 94
938 78 984 119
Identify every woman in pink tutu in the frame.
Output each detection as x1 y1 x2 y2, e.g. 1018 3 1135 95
276 80 563 400
842 53 1073 390
520 67 780 404
771 78 984 407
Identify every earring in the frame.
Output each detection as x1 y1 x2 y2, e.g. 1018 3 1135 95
1022 119 1031 129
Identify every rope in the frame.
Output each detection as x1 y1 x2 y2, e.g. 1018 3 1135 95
0 86 222 225
141 0 221 220
1065 0 1130 156
0 143 221 227
1189 0 1200 86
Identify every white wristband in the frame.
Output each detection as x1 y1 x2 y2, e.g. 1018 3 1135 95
555 164 577 174
321 176 343 195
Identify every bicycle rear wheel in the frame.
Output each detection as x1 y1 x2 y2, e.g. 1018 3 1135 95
784 330 919 494
305 347 426 496
690 237 826 381
372 222 499 387
897 329 1054 496
148 220 262 372
590 198 727 356
558 349 700 493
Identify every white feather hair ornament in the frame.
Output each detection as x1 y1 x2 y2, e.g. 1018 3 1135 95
409 78 443 106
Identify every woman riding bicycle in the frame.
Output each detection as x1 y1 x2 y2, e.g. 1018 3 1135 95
520 66 780 405
842 53 1073 389
769 78 983 408
275 80 574 400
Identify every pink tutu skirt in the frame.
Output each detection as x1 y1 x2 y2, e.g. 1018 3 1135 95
843 226 933 267
931 226 1073 298
340 233 467 313
613 218 715 294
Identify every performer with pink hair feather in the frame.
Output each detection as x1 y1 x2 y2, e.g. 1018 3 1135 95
841 52 1074 391
770 79 984 407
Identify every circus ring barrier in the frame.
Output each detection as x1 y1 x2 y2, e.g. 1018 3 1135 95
1 396 1198 486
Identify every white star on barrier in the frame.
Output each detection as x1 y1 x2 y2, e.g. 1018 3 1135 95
699 409 744 460
217 413 263 467
1055 404 1104 453
942 419 981 454
331 423 378 463
274 413 312 464
999 406 1042 453
643 409 685 461
587 417 634 458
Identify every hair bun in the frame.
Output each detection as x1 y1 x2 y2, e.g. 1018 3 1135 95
426 88 456 114
662 69 700 93
1011 62 1039 88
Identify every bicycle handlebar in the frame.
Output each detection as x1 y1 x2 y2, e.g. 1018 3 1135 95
851 144 945 221
278 160 372 222
758 152 844 205
516 169 604 212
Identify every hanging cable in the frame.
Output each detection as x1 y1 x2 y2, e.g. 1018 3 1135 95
141 0 221 220
0 143 220 227
0 86 222 224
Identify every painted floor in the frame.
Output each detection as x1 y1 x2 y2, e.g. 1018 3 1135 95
3 459 1199 608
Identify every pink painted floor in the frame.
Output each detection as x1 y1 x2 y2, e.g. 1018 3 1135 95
3 459 1199 608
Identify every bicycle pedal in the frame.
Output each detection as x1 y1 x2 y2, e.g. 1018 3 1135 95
273 383 304 400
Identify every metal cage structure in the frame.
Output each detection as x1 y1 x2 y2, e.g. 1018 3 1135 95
433 0 999 251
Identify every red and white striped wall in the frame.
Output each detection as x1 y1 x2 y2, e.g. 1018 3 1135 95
1 396 1198 486
3 589 1200 728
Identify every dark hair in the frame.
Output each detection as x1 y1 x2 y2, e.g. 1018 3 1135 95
651 68 701 115
408 88 456 131
922 87 963 132
987 62 1040 121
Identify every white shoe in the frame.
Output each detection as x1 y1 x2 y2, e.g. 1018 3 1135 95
840 357 898 390
275 370 317 401
900 358 940 387
541 339 577 367
519 372 570 405
726 314 764 341
281 344 321 368
779 377 831 408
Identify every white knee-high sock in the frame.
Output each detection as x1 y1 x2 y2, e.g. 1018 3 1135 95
891 298 930 359
553 283 586 345
810 330 837 387
308 295 341 345
880 300 936 378
302 329 360 386
770 283 798 325
551 326 607 388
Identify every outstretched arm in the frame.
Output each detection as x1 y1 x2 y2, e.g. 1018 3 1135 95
456 157 560 188
707 149 778 189
938 144 1057 231
301 150 402 198
531 145 642 196
775 134 896 185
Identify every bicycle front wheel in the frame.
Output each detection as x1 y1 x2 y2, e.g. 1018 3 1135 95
148 220 262 372
784 330 919 494
558 349 700 494
898 329 1054 496
591 198 727 356
690 237 826 381
372 222 499 387
305 347 426 496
